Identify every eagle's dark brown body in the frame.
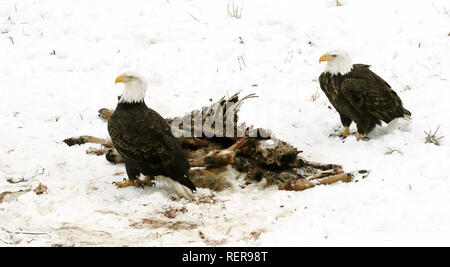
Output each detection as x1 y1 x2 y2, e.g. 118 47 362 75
319 64 411 135
108 101 196 191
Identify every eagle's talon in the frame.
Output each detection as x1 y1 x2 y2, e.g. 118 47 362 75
114 176 156 189
329 134 347 139
355 132 369 141
330 126 350 139
140 176 155 187
114 179 137 188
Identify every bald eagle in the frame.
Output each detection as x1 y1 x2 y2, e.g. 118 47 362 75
318 49 411 140
108 73 196 199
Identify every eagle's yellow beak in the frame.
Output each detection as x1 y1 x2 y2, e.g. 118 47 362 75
319 54 333 63
115 74 128 84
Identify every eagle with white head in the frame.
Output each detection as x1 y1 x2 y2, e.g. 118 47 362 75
108 72 196 199
318 49 411 140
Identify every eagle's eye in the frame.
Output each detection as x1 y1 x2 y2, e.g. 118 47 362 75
331 54 337 58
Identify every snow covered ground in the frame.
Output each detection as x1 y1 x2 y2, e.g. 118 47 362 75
0 0 449 246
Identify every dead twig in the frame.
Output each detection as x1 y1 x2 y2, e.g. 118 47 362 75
424 126 444 146
187 12 200 22
311 90 320 102
416 62 431 71
0 226 50 237
432 2 449 16
6 177 26 184
237 55 246 70
284 49 294 63
227 0 243 19
1 183 48 203
0 190 28 203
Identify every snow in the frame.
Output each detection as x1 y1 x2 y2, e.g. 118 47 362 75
0 0 449 246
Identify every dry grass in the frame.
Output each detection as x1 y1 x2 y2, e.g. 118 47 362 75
237 55 246 70
187 12 200 22
424 126 444 146
227 0 243 19
284 49 294 63
311 90 320 102
432 3 449 17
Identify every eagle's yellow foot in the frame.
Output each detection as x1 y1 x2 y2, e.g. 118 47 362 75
329 127 350 139
355 132 369 141
114 178 140 188
114 176 155 188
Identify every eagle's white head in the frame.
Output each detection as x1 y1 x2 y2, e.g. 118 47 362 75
319 49 353 75
115 72 147 103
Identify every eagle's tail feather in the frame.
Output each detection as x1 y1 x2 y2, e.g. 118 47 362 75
402 107 412 121
156 176 195 200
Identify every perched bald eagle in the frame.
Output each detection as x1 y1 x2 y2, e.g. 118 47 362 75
108 73 196 199
318 49 411 140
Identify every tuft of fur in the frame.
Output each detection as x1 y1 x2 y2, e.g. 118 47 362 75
156 176 195 200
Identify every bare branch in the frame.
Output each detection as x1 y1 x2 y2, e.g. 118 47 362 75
227 0 243 19
424 125 444 146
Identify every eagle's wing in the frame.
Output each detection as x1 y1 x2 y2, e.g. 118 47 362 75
138 111 196 191
341 70 409 123
108 111 164 164
108 108 195 191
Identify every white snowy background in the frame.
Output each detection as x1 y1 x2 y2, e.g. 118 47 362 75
0 0 449 246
